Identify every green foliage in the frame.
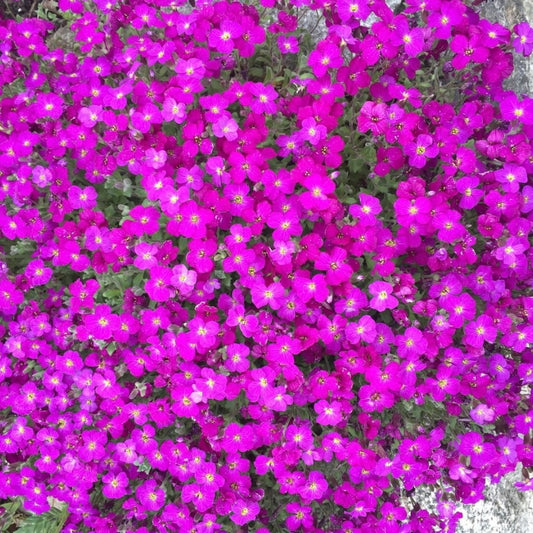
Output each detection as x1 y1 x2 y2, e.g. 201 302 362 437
0 503 68 533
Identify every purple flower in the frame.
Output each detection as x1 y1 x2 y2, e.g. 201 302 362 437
230 499 259 525
162 97 186 123
315 400 343 425
136 480 165 511
405 134 438 168
368 281 398 312
145 148 167 169
301 470 328 501
513 22 533 56
470 404 495 425
212 115 239 140
458 432 497 468
102 471 129 499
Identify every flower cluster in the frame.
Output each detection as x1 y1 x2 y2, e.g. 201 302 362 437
1 0 533 532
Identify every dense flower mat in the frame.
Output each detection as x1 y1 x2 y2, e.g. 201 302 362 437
1 0 533 531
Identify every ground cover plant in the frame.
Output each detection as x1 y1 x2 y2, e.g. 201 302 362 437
1 0 533 531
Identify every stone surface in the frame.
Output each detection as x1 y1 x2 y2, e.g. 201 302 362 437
455 468 533 533
480 0 531 94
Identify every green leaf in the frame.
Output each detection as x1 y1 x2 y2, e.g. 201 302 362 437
14 506 68 533
361 145 377 163
348 158 364 174
264 66 275 83
102 288 121 300
132 272 145 289
248 67 265 81
1 499 21 514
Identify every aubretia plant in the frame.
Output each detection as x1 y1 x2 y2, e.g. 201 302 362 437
1 0 533 531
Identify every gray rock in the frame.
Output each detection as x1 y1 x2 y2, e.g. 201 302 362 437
480 0 531 94
455 467 533 533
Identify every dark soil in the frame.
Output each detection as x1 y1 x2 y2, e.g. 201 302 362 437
0 0 43 19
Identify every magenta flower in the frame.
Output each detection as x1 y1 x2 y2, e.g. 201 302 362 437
84 226 111 252
495 237 527 266
270 240 295 266
314 400 343 425
171 264 197 295
131 103 162 133
458 432 497 468
405 134 438 168
69 278 99 312
194 367 227 402
246 82 278 114
428 3 464 39
350 193 382 224
136 480 165 512
424 366 459 402
188 317 219 350
358 101 388 135
292 273 329 304
133 242 159 270
168 201 213 239
337 0 370 23
250 280 284 310
502 325 533 353
488 353 511 383
495 164 527 193
449 462 475 484
359 385 395 413
301 471 328 501
315 247 352 285
67 185 97 209
25 259 53 287
181 483 216 513
308 40 343 77
396 327 427 358
368 281 398 312
298 117 327 146
34 445 58 474
224 344 250 373
212 115 239 140
395 26 425 57
127 205 160 237
266 210 302 241
83 304 118 340
264 385 294 412
145 265 173 302
346 315 376 344
450 33 489 69
145 148 167 170
230 499 259 526
79 429 107 462
470 404 496 425
114 439 138 465
434 210 466 243
499 94 533 124
456 176 483 209
442 292 476 327
208 20 242 53
162 97 186 123
32 92 64 120
299 175 335 212
513 22 533 56
78 104 102 128
463 314 498 348
286 502 313 531
278 35 299 54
